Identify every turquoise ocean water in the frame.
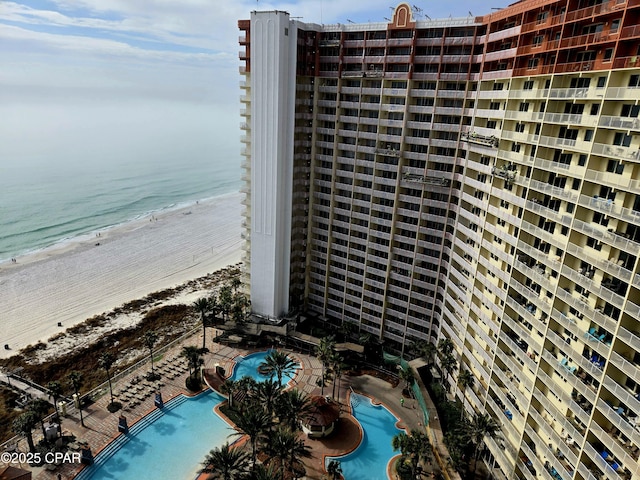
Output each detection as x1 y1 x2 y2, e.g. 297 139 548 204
0 152 241 263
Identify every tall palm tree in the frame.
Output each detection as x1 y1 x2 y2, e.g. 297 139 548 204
260 350 297 385
193 297 212 349
220 379 238 408
201 442 250 480
457 368 475 420
437 338 454 358
256 378 283 418
99 351 117 406
67 371 85 427
28 398 51 443
263 426 310 479
330 351 347 402
316 336 335 396
440 354 457 392
468 412 501 474
12 411 38 452
230 406 273 468
46 380 64 433
326 460 343 480
144 330 159 378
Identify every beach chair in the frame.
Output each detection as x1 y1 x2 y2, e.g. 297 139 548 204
598 333 606 342
584 327 597 339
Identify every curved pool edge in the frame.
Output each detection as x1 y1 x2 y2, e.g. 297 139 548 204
72 388 226 480
324 391 407 480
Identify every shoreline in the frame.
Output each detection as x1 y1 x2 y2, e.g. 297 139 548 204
0 190 241 269
0 192 244 359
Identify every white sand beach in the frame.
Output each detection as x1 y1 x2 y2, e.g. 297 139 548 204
0 192 243 359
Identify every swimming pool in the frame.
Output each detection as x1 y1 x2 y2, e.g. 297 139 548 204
74 390 230 480
75 350 295 480
230 350 298 384
326 393 404 480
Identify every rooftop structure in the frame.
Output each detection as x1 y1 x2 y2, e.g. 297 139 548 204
239 1 640 479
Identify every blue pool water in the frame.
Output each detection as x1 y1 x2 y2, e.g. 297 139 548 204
230 350 298 384
75 351 298 480
75 390 231 480
326 393 404 480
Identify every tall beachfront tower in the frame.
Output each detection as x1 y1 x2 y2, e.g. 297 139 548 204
240 11 296 319
239 2 640 479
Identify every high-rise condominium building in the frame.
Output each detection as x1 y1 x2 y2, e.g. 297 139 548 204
239 1 640 479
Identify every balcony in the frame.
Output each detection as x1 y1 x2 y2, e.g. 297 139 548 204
599 115 640 131
592 143 640 162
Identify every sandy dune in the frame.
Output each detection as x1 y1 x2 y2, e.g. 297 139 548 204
0 192 243 358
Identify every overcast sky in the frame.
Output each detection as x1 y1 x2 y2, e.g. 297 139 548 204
0 0 514 165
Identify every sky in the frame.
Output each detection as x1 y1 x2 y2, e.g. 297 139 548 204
0 0 515 166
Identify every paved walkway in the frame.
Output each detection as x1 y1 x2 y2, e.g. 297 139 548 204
3 333 453 480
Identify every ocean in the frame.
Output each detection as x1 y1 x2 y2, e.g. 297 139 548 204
0 151 241 263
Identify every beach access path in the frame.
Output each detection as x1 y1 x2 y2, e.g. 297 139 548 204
0 192 243 359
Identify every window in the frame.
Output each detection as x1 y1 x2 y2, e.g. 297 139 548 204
487 120 497 129
614 132 632 147
523 80 534 90
621 104 640 117
533 35 544 46
578 154 587 166
597 76 607 88
603 48 613 62
528 58 539 69
493 82 504 90
590 104 600 115
519 102 530 112
511 143 521 153
490 102 501 110
584 130 594 141
629 75 640 87
611 19 620 32
515 123 526 133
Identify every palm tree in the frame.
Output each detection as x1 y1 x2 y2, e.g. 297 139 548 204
99 351 117 407
260 350 297 385
218 284 234 321
144 330 159 378
457 368 475 420
399 366 416 391
230 406 273 468
437 337 454 358
193 297 212 349
316 336 335 396
467 412 501 474
326 460 343 480
256 378 282 418
263 426 310 478
440 354 457 392
12 411 38 452
330 351 347 402
220 379 238 408
67 370 85 427
28 398 51 443
274 388 313 432
247 464 280 480
181 346 205 379
46 380 64 433
392 429 431 479
411 340 437 366
201 442 250 480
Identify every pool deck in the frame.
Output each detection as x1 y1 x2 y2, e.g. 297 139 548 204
21 332 448 480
